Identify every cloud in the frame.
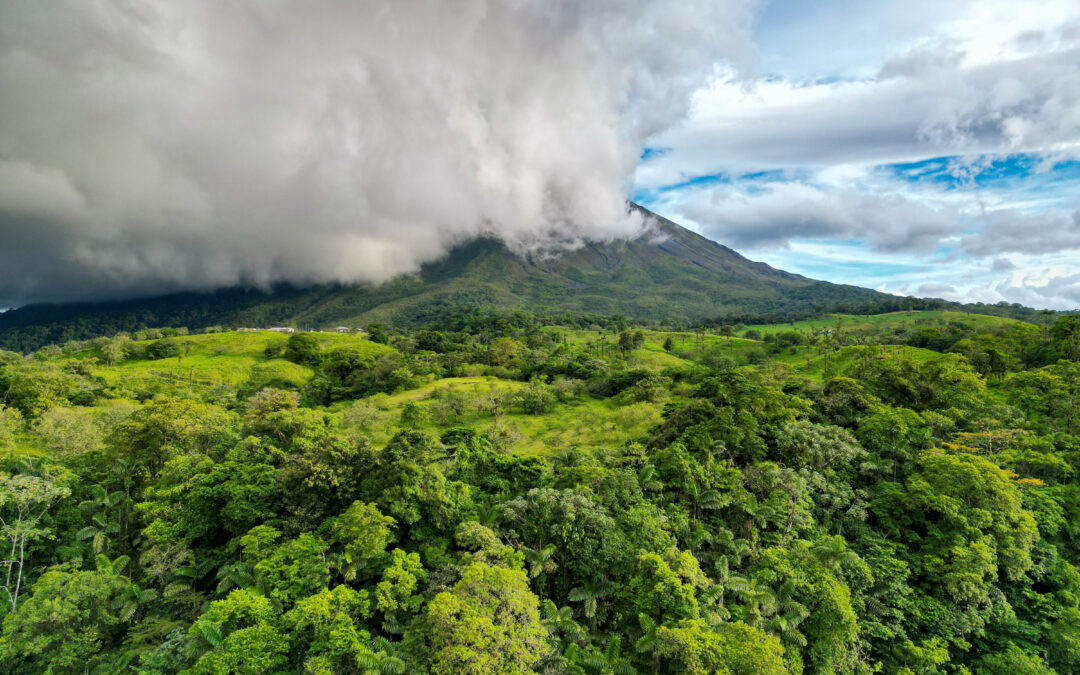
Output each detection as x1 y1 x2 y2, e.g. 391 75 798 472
635 23 1080 187
660 181 961 251
962 208 1080 256
995 267 1080 309
0 0 755 305
916 282 957 296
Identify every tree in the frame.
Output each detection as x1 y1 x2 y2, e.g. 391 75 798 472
705 556 749 619
0 568 128 673
367 323 389 345
239 526 331 607
331 501 396 580
0 472 70 611
582 635 636 674
284 332 322 366
872 449 1039 606
618 330 644 356
655 620 789 674
630 548 709 625
280 584 404 675
107 397 237 482
376 548 426 633
400 401 427 428
100 334 132 367
76 482 126 554
188 589 290 674
811 535 860 575
418 562 549 674
516 378 555 415
569 577 615 628
500 488 615 597
541 599 585 642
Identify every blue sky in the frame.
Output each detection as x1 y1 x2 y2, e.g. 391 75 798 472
633 0 1080 309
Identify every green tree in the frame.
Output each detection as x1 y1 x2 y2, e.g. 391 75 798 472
331 501 396 581
418 562 549 674
367 324 389 345
0 472 70 611
284 332 322 366
0 568 128 673
569 577 615 628
653 619 788 674
107 397 237 482
872 449 1039 606
630 548 708 625
188 589 290 674
239 526 331 607
376 548 426 633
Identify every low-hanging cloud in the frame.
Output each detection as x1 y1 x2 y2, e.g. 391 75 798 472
666 181 962 252
0 0 755 305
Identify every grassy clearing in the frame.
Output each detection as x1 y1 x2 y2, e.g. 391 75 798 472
337 378 665 456
87 330 393 397
744 310 1018 336
39 316 1004 458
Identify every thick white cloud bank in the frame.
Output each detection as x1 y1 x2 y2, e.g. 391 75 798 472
0 0 755 305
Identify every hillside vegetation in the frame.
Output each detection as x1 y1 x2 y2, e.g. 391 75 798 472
1 206 1056 354
0 311 1079 672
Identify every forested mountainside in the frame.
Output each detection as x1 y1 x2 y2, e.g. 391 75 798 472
0 310 1079 673
4 205 1053 354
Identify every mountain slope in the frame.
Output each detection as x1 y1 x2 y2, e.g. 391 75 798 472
1 205 901 351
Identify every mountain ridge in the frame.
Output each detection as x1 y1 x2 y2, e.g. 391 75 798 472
0 204 1026 351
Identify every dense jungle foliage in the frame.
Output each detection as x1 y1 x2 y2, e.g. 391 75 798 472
0 309 1079 673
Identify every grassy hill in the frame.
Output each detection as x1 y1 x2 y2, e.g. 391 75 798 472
4 310 1018 459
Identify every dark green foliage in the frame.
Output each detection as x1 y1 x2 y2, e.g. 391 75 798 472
283 332 321 366
1 311 1078 674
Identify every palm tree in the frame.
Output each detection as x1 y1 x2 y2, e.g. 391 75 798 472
685 528 713 553
473 498 502 528
637 464 662 493
766 581 809 649
215 560 257 595
569 578 615 629
357 636 406 675
95 553 131 577
741 494 776 553
77 483 126 554
813 534 859 575
114 581 159 623
542 599 585 641
583 635 637 675
522 544 558 579
712 527 752 564
732 578 777 629
540 642 587 675
707 556 749 617
634 614 661 674
698 488 724 511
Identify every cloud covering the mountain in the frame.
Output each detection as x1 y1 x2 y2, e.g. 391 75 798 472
0 0 754 305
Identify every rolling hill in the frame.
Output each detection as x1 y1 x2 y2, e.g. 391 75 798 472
0 205 970 351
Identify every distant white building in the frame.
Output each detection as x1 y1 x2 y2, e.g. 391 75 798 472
268 327 296 334
335 326 351 333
